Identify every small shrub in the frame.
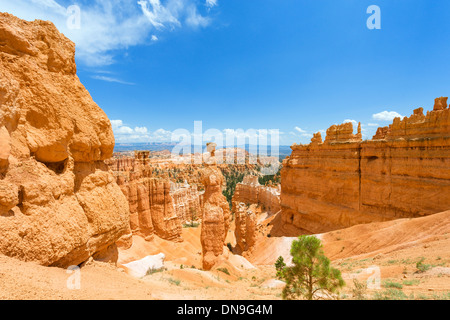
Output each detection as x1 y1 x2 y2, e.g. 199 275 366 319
402 279 420 286
183 222 199 228
416 258 431 273
146 267 164 276
168 278 181 286
383 279 403 289
217 268 230 275
351 279 367 300
373 288 408 300
226 242 233 252
275 256 286 280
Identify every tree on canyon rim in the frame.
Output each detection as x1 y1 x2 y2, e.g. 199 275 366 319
279 235 345 300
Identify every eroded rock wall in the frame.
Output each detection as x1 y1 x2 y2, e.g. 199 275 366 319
281 99 450 234
0 13 130 267
172 183 202 223
234 203 257 255
110 154 204 243
232 175 281 214
117 177 186 242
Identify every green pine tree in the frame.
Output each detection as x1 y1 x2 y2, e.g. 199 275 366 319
279 235 345 300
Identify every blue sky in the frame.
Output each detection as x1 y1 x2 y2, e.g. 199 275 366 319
2 0 450 145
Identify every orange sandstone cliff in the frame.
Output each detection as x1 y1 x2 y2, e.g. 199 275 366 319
281 98 450 234
0 13 130 267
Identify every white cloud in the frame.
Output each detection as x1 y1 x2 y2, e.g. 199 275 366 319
343 119 358 126
294 126 307 133
206 0 218 8
368 123 379 127
288 127 315 144
117 126 134 134
151 35 159 41
111 124 284 144
300 133 313 138
111 119 148 137
91 75 135 85
138 0 181 29
134 127 149 134
185 5 210 27
0 0 218 66
372 111 403 122
111 120 175 142
110 120 124 129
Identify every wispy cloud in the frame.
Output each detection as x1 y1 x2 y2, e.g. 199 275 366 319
206 0 218 8
92 75 135 85
294 126 307 133
289 127 314 145
138 0 182 29
0 0 219 66
185 5 210 28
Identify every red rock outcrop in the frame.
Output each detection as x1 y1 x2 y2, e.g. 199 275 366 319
281 98 450 234
199 166 231 270
232 175 281 214
0 13 130 267
325 122 362 143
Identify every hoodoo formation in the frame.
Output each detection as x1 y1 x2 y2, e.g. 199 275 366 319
199 165 231 270
111 151 202 244
0 13 129 267
281 98 450 234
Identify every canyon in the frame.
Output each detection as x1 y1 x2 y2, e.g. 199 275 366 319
0 12 449 301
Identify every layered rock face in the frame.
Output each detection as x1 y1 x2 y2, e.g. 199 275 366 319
234 203 257 255
232 175 281 214
110 153 203 243
0 13 130 267
172 182 202 223
281 98 450 234
117 178 186 242
200 166 231 270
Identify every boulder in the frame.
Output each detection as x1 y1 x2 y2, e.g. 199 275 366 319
122 253 166 278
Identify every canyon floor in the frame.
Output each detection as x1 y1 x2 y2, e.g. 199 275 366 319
1 210 449 300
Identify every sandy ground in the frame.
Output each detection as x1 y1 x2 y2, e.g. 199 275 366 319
0 249 281 300
0 226 281 300
244 210 450 300
1 211 449 300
